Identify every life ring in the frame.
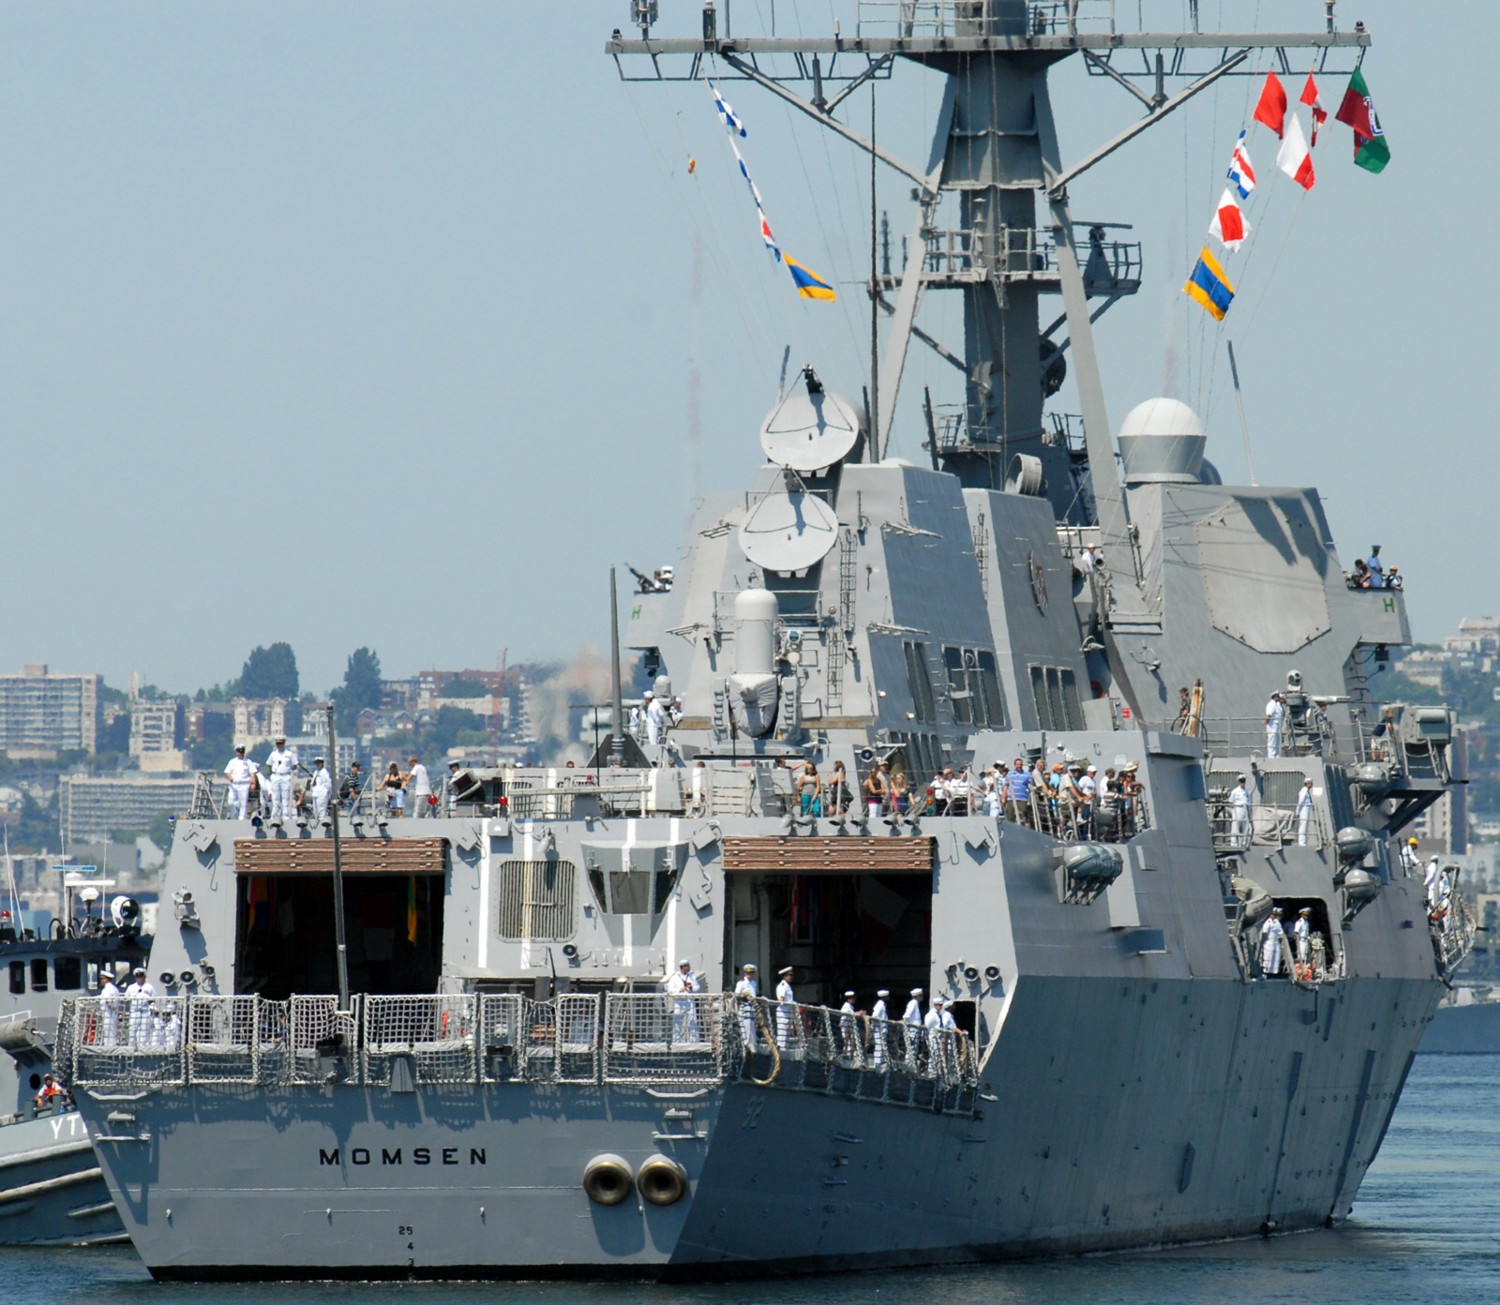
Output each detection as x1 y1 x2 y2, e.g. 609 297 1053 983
581 1153 634 1206
635 1154 688 1207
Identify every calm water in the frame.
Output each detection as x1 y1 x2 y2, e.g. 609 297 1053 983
18 1055 1499 1304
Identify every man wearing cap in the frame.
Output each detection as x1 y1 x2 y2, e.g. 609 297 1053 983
665 959 700 1044
775 966 798 1050
646 692 668 747
309 756 333 825
924 997 959 1077
1264 692 1286 758
1259 907 1286 978
98 965 122 1047
838 990 861 1062
868 989 890 1068
224 745 254 819
1078 764 1098 834
444 760 465 815
1293 907 1314 973
264 736 298 824
406 755 432 818
1399 836 1421 874
1229 774 1252 849
630 691 653 740
125 966 156 1047
733 964 760 1049
901 987 925 1070
1296 777 1316 846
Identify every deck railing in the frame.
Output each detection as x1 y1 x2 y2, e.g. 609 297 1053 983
58 991 979 1110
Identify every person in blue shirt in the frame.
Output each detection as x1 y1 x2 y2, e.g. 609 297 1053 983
1004 758 1032 826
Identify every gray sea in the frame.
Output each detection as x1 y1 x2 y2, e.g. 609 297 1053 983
17 1054 1498 1304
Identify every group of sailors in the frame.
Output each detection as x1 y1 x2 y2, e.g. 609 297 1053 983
722 963 966 1076
1257 906 1318 979
87 965 182 1051
628 691 684 746
226 744 465 823
1349 545 1402 590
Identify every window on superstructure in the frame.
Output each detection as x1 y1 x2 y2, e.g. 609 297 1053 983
30 958 47 991
943 647 973 725
1044 669 1067 732
904 642 936 722
8 962 22 995
1029 665 1051 728
53 956 82 990
1059 669 1084 730
976 650 1008 728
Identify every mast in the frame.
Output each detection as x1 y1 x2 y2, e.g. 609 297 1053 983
610 2 1369 606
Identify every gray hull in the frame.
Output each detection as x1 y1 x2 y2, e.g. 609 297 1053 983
0 1110 124 1246
84 972 1434 1279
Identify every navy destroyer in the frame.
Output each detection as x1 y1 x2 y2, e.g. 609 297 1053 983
61 2 1472 1280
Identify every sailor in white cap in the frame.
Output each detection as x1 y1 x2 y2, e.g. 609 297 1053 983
1259 906 1286 978
646 690 668 746
665 958 700 1044
264 735 298 824
1296 777 1315 846
870 989 890 1067
1293 907 1314 971
309 756 333 826
630 691 652 739
734 963 760 1049
1229 774 1252 849
224 744 254 819
98 964 122 1047
838 990 860 1062
775 966 797 1050
125 965 156 1047
902 987 925 1069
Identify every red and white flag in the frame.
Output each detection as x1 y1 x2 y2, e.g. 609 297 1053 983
1208 188 1250 252
1253 71 1288 138
1227 130 1257 199
1276 113 1315 190
1300 72 1328 147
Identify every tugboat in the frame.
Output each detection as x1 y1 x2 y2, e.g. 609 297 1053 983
0 867 146 1245
61 3 1470 1280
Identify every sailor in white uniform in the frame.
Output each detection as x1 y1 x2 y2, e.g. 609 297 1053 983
265 736 298 823
902 987 924 1068
733 963 759 1049
98 967 122 1047
665 959 700 1043
1399 837 1421 874
1424 856 1443 911
869 988 890 1067
1259 907 1286 978
1293 907 1313 969
1229 775 1252 849
775 966 797 1050
646 694 667 746
309 757 333 825
1295 778 1315 846
124 966 156 1047
1265 693 1286 758
223 745 254 819
838 990 859 1063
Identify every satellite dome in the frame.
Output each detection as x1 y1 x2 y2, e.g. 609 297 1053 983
1116 398 1207 484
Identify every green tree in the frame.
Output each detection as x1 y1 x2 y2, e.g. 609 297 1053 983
441 678 489 699
188 712 235 771
238 642 300 700
333 647 383 733
424 706 485 757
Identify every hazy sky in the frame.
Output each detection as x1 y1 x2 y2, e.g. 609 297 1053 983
0 2 1479 696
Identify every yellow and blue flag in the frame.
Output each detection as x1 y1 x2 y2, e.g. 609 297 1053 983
786 255 836 301
1183 247 1234 320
